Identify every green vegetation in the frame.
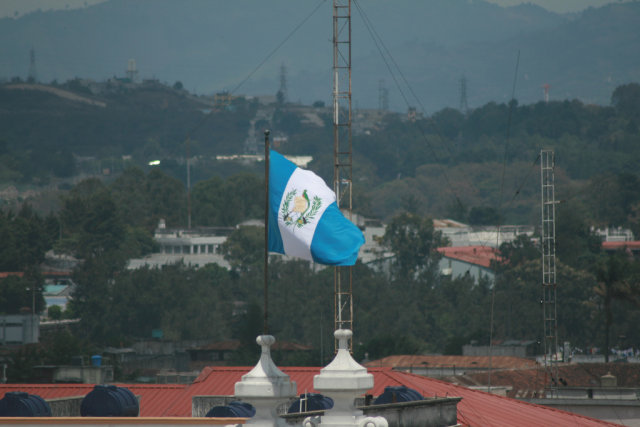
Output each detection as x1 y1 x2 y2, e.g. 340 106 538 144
1 81 640 378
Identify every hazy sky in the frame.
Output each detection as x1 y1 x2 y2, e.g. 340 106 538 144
0 0 633 18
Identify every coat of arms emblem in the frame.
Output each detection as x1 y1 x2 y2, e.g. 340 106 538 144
281 189 322 228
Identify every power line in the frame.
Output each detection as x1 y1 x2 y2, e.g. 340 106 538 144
230 0 328 96
352 0 463 211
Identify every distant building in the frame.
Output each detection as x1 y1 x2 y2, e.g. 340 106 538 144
602 241 640 258
462 340 539 358
592 226 634 242
437 245 500 283
444 363 640 426
128 221 233 270
364 354 537 381
434 220 534 248
0 314 39 345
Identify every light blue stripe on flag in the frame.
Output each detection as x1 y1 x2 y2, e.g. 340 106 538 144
268 150 364 266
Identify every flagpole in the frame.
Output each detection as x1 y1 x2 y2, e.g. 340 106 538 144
263 129 270 335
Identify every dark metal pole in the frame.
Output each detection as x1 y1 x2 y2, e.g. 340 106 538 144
264 130 270 335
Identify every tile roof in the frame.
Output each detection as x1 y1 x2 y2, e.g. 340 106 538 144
166 366 616 426
436 245 500 268
0 366 618 425
602 241 640 251
364 355 538 370
443 362 640 399
0 272 24 279
0 383 187 417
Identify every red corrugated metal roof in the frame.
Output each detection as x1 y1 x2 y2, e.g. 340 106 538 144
602 241 640 251
0 384 187 417
364 355 537 370
1 367 617 425
0 272 24 279
165 366 617 426
437 245 500 268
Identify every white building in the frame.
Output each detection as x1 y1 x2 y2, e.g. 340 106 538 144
128 221 232 270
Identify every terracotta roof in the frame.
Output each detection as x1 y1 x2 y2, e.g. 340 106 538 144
0 366 617 425
0 272 24 279
444 362 640 399
164 366 615 425
364 355 537 370
602 241 640 251
0 384 187 417
436 245 500 268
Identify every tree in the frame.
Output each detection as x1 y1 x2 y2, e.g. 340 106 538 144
593 251 638 362
47 305 63 320
382 212 445 282
221 226 263 273
611 83 640 119
468 206 502 225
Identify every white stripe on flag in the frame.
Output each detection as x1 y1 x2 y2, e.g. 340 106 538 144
277 167 335 261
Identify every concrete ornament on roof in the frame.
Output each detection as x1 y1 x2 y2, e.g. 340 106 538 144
234 335 297 426
310 329 388 427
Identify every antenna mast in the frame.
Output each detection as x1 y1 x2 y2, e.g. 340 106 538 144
28 48 37 83
541 149 559 396
333 0 353 350
459 75 469 114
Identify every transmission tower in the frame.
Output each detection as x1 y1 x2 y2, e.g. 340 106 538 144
333 0 353 351
278 63 288 103
459 75 469 114
541 149 559 396
27 48 37 83
378 79 389 111
126 59 138 82
542 83 550 103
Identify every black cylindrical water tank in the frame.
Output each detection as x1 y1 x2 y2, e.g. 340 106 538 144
288 393 334 413
206 401 255 418
0 392 52 417
373 386 423 405
81 385 139 417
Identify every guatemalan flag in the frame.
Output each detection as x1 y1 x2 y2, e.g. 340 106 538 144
268 150 365 266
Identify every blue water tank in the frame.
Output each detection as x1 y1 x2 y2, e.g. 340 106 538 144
0 392 52 417
288 393 334 413
373 386 423 405
91 355 102 367
81 385 139 417
206 401 255 418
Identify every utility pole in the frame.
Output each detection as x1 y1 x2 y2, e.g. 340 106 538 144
541 149 559 396
333 0 353 351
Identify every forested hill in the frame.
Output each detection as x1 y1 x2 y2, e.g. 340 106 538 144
1 80 640 226
1 0 639 110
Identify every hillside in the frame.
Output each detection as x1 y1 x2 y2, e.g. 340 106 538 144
1 0 638 111
2 79 639 225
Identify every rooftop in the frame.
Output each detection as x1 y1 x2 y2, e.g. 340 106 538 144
436 245 501 268
364 355 537 370
0 366 617 426
441 362 640 399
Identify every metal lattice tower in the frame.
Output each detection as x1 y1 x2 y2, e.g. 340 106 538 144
459 75 468 114
279 63 288 103
28 48 37 83
333 0 353 351
126 59 138 82
378 79 389 111
541 149 559 395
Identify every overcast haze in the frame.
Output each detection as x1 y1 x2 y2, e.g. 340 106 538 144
0 0 634 17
